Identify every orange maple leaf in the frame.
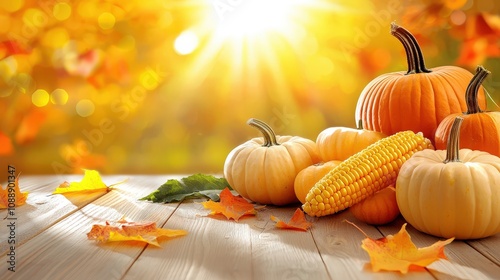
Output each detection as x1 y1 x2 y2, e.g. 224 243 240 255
271 208 312 231
352 222 454 274
0 131 14 156
87 218 187 247
201 187 256 221
0 174 28 209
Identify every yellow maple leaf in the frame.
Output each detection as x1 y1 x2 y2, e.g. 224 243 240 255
357 222 454 273
87 218 187 247
271 208 312 231
53 169 125 194
0 174 28 209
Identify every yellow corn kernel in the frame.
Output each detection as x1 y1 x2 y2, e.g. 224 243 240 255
302 131 433 217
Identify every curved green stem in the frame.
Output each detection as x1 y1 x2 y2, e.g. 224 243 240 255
466 65 490 114
444 117 464 163
247 118 279 147
391 22 432 75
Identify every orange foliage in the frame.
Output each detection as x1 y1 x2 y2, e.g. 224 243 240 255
0 131 14 156
201 188 257 221
0 175 28 209
354 222 454 273
271 208 312 232
87 217 187 247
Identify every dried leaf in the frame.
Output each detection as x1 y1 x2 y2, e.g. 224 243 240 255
0 174 28 209
201 188 256 221
271 208 312 231
357 222 454 273
87 218 187 247
53 169 125 194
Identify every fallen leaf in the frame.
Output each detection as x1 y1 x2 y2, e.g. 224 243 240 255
351 222 454 274
141 174 231 203
271 208 312 231
87 218 187 247
0 174 28 209
201 188 256 221
53 169 125 194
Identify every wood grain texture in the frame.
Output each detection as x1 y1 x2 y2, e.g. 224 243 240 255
0 175 110 254
124 195 254 280
1 175 180 279
1 175 499 280
378 217 500 280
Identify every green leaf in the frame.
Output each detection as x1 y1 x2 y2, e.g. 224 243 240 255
140 174 231 203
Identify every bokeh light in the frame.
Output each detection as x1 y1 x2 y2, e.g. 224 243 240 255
76 99 95 117
32 89 49 107
174 31 199 55
53 2 72 21
98 12 115 30
1 0 498 175
50 89 69 105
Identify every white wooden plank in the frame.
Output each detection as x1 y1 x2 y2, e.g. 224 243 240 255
249 206 330 280
312 211 435 279
124 197 254 280
1 175 182 279
378 217 500 280
467 234 500 266
0 175 109 254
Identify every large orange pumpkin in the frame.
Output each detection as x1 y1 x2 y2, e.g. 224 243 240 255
355 23 487 142
435 66 500 157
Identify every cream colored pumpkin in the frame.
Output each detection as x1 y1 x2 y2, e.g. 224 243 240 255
396 117 500 239
316 124 386 162
224 118 320 205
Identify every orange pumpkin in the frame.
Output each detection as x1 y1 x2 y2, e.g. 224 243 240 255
349 186 399 225
355 23 487 142
435 66 500 157
294 160 341 204
316 121 386 162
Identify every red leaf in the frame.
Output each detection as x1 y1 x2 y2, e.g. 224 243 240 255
201 188 257 221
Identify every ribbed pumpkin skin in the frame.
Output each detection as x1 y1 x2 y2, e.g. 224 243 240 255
396 149 500 239
434 66 500 157
349 186 399 225
435 113 500 157
224 135 320 206
355 66 487 141
316 127 385 162
294 160 341 204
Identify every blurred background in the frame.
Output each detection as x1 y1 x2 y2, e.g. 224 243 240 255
0 0 499 176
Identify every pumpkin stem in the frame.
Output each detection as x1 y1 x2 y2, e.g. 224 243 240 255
444 117 464 163
466 65 490 114
356 119 364 130
391 22 432 74
247 118 280 147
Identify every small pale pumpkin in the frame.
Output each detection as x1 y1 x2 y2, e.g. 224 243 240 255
397 117 500 239
294 160 341 204
355 23 487 142
224 118 320 206
349 186 399 225
316 121 386 162
435 66 500 157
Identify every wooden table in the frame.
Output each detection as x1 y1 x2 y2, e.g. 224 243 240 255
1 175 499 280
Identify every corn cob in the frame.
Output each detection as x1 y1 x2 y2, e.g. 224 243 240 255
302 131 433 217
